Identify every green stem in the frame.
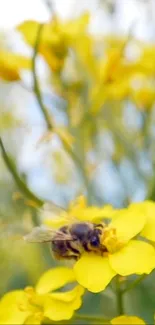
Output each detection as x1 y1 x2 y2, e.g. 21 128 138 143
32 23 53 130
0 137 43 207
147 166 155 200
32 23 92 201
75 313 110 323
122 274 147 294
116 277 124 315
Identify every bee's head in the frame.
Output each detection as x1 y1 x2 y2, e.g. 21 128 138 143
89 234 100 247
88 228 101 248
88 224 107 252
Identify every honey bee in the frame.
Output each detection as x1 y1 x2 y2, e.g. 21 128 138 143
24 222 107 260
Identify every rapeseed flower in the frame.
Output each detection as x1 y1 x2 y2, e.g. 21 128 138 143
0 267 84 324
16 13 89 73
42 197 155 293
111 315 145 324
74 205 155 292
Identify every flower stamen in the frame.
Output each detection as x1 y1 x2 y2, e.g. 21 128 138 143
102 226 125 253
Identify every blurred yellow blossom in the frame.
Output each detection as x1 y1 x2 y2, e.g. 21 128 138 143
90 80 129 115
0 51 30 81
98 48 123 83
0 112 21 130
111 315 145 324
137 44 155 76
0 267 84 324
16 13 89 73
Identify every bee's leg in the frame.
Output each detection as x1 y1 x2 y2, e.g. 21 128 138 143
94 223 105 229
62 251 80 260
52 252 78 260
66 255 79 260
83 241 92 252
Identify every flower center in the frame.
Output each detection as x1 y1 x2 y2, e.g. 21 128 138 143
101 226 125 254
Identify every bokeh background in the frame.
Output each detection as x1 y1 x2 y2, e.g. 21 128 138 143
1 0 155 323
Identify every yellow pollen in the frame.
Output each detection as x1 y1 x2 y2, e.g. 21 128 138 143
102 226 125 253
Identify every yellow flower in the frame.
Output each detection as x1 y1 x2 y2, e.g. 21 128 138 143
74 206 155 292
0 267 84 324
89 80 129 115
42 197 155 293
111 315 145 324
16 13 89 73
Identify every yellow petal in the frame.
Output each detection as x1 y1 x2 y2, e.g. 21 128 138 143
109 240 155 276
17 13 89 48
17 20 54 46
131 201 155 242
0 51 30 81
36 267 75 294
64 12 90 41
141 215 155 241
71 206 115 222
110 206 146 242
111 315 145 324
74 253 116 293
40 45 65 72
69 196 115 222
72 35 97 79
0 291 29 325
44 286 84 321
50 285 85 302
44 300 75 321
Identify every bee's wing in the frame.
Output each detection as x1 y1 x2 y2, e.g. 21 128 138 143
39 201 79 224
39 202 66 218
23 226 72 243
38 201 79 227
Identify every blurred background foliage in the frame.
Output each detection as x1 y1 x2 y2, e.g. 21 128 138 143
1 0 155 323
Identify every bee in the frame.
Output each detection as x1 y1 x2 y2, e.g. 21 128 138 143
24 222 107 260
